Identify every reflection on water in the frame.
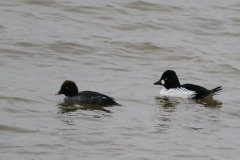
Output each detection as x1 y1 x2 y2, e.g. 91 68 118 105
155 97 179 108
195 97 223 108
155 96 222 109
57 101 111 115
154 96 222 132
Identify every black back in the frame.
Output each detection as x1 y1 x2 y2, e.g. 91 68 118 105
78 91 120 105
182 84 210 98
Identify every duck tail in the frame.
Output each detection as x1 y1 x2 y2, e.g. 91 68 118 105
210 86 222 96
109 97 122 106
115 102 122 106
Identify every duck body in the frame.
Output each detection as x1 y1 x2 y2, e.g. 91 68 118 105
56 80 120 106
64 91 120 105
154 70 222 99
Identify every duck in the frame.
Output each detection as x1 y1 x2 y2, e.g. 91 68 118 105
56 80 121 105
154 70 222 99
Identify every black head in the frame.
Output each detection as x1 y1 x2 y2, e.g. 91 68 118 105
55 80 79 97
154 70 180 89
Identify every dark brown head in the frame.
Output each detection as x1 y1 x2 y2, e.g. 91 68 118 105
55 80 79 97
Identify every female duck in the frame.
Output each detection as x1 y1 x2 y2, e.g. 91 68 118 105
56 80 120 105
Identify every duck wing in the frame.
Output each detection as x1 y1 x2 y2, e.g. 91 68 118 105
182 84 212 98
78 91 120 105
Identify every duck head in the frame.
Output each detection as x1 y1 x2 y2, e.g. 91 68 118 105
56 80 79 97
154 70 180 89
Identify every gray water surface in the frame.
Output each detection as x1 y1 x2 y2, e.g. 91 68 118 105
1 0 240 159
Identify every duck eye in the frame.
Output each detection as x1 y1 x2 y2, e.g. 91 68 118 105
66 87 68 89
165 78 167 80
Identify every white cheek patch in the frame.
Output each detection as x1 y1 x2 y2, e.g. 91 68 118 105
161 80 165 85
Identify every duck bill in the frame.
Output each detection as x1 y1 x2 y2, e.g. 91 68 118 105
154 80 162 85
55 90 63 95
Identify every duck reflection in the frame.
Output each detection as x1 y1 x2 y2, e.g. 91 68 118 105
154 96 222 132
155 96 222 108
194 97 222 108
155 97 179 108
57 100 111 114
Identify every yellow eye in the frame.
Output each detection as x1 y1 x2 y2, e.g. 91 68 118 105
165 78 167 80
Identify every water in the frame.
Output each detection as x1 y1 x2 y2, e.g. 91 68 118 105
1 0 240 159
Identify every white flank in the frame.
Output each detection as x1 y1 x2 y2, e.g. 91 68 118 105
160 87 196 99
